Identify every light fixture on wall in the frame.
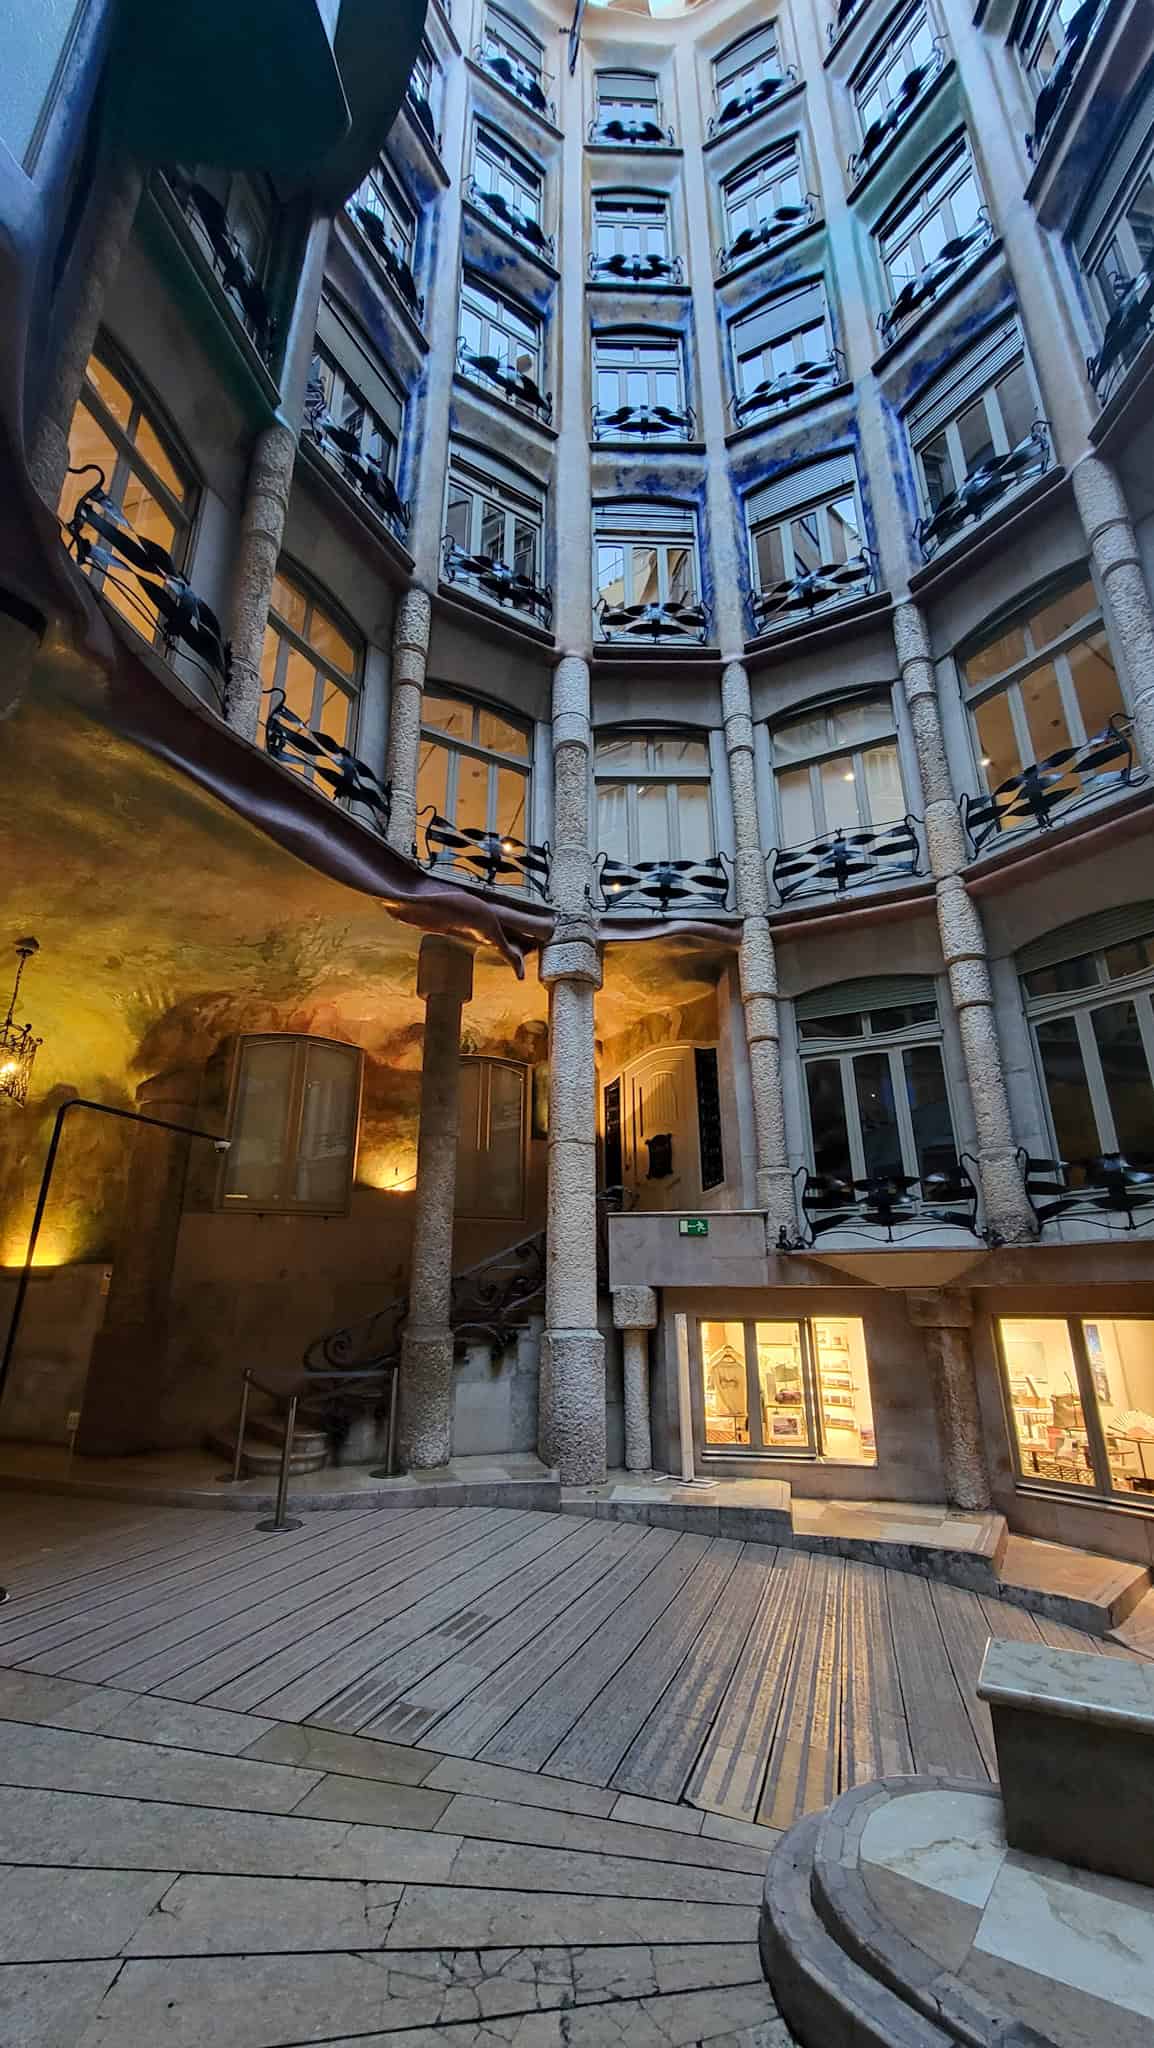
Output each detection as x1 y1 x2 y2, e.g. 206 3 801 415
0 938 42 1108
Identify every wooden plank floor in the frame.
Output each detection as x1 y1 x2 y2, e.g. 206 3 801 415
0 1496 1131 1831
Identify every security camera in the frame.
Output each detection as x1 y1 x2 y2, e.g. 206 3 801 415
213 1139 232 1153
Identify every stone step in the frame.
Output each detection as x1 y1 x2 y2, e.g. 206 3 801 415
1109 1583 1154 1658
994 1531 1150 1636
244 1413 330 1456
206 1432 329 1477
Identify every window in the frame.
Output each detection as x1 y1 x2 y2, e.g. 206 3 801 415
960 576 1126 815
592 191 672 267
798 982 958 1190
59 346 195 641
473 125 543 225
714 24 781 105
458 274 544 404
595 733 714 866
221 1036 361 1213
307 346 403 509
481 4 543 84
348 158 416 272
444 450 545 605
1020 915 1154 1173
731 281 832 413
1086 143 1154 333
593 332 688 435
854 8 936 142
259 569 362 770
771 697 904 848
722 147 805 256
595 501 700 630
913 339 1037 515
408 39 440 142
999 1316 1154 1499
1019 0 1084 97
699 1316 876 1464
456 1059 527 1219
594 70 664 140
418 688 532 854
907 324 1046 553
747 456 867 617
878 145 985 316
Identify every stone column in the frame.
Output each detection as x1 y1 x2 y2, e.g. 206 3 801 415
613 1286 658 1473
906 1290 991 1511
1071 453 1154 771
893 603 1034 1243
539 653 606 1485
721 658 795 1241
75 1065 201 1457
396 936 475 1470
26 156 143 507
385 587 431 856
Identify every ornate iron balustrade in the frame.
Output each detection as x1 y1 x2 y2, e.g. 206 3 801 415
847 41 946 182
1022 1151 1154 1235
718 196 818 274
419 810 551 895
587 114 676 147
349 204 424 320
450 1229 547 1348
709 65 799 137
731 348 844 427
167 173 276 361
752 549 876 634
62 466 231 705
596 594 709 644
1088 269 1154 404
591 400 695 442
265 690 393 832
303 385 411 538
456 341 552 420
770 816 920 902
597 850 732 914
878 212 993 344
442 536 553 625
1026 0 1102 157
915 421 1050 559
588 249 684 285
796 1160 980 1245
960 717 1142 854
466 179 555 259
474 41 555 121
407 86 441 153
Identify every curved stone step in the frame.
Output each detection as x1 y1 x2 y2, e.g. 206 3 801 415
206 1433 328 1477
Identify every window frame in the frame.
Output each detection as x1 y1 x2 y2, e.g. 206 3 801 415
459 272 544 393
455 1056 529 1221
694 1313 878 1465
594 500 701 620
595 69 662 127
444 451 546 598
592 190 672 265
959 575 1124 802
348 156 416 270
769 698 905 847
853 6 937 141
714 23 781 103
996 1313 1154 1501
472 123 544 225
877 142 985 309
481 3 544 83
1022 934 1154 1166
731 281 832 407
798 995 961 1188
912 351 1040 520
748 477 866 604
218 1033 363 1216
593 730 715 867
309 347 401 490
592 329 687 430
409 38 440 123
259 567 364 769
418 687 533 849
1084 133 1154 332
722 145 806 250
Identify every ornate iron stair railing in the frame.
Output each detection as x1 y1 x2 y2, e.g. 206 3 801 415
878 212 993 345
752 549 876 634
915 421 1050 559
717 196 818 274
302 1227 548 1380
264 690 393 832
959 717 1143 854
596 850 732 914
442 536 553 625
419 810 551 895
769 816 921 902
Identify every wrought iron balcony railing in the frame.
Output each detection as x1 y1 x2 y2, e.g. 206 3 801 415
752 548 876 634
62 466 231 706
847 41 946 183
709 65 799 137
597 850 732 914
915 421 1050 559
960 717 1143 854
588 249 684 285
587 113 676 147
796 1160 980 1244
474 41 555 121
420 811 551 895
441 536 553 625
1026 0 1103 157
466 179 555 259
731 348 844 427
456 341 552 420
407 86 441 153
770 816 920 902
303 388 411 539
264 690 393 832
878 212 993 345
591 400 695 442
1022 1151 1154 1235
596 594 709 644
349 205 424 320
1088 269 1154 404
718 196 817 273
167 173 276 362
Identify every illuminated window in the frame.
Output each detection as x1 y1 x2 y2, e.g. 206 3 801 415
417 688 532 860
259 569 362 773
456 1059 527 1219
699 1316 876 1463
999 1316 1154 1499
221 1036 361 1214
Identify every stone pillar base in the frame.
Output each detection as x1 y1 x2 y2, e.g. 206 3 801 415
396 1326 455 1471
540 1328 606 1484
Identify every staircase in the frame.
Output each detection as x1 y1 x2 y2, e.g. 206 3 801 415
209 1408 329 1479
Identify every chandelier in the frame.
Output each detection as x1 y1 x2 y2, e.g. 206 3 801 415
1 938 42 1108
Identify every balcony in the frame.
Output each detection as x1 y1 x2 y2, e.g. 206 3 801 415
474 40 555 122
878 212 993 346
731 348 844 428
915 422 1050 560
959 717 1143 855
466 180 555 260
769 817 920 903
1088 270 1154 406
588 250 684 285
596 851 732 914
265 692 393 835
407 85 441 155
847 42 945 184
709 66 799 138
718 196 817 274
588 114 675 148
596 595 710 645
1022 1151 1154 1236
303 391 411 539
457 342 552 422
751 549 876 634
591 400 695 443
348 205 424 322
441 536 553 626
796 1162 980 1246
420 812 551 896
166 173 276 362
1026 0 1103 159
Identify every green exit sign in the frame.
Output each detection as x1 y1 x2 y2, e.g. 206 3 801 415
679 1218 709 1238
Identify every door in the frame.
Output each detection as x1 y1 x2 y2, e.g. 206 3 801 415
620 1046 698 1210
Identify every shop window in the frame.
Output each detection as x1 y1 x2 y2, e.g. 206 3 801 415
258 568 362 772
999 1316 1154 1498
797 982 958 1188
221 1036 361 1214
1020 915 1154 1172
770 696 904 848
853 7 936 142
700 1316 876 1464
721 146 806 257
592 191 672 267
595 731 713 866
456 1059 527 1219
418 687 532 861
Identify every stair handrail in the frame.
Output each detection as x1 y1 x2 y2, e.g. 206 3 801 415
300 1223 548 1376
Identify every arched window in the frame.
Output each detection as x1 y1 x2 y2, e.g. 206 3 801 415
221 1036 362 1214
258 568 363 774
456 1058 527 1219
796 976 958 1187
594 731 714 866
418 688 532 853
1018 905 1154 1172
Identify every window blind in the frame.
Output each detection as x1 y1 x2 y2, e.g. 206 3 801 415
598 70 658 101
1017 903 1154 976
595 499 695 538
746 453 856 527
795 974 936 1022
733 281 826 353
906 320 1022 442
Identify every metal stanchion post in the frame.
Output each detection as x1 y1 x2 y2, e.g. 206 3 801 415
257 1392 302 1532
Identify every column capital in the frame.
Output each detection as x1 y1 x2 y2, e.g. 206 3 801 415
540 912 601 989
416 935 475 1003
612 1286 658 1331
906 1288 974 1330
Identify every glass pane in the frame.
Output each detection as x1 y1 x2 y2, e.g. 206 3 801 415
995 363 1035 450
920 431 954 509
651 736 709 771
957 396 995 472
309 607 358 679
675 782 712 862
60 401 118 525
754 523 786 590
636 781 671 863
862 743 905 824
294 1042 358 1207
999 1318 1095 1487
963 622 1028 689
596 734 650 771
701 1321 751 1447
86 356 134 429
827 698 892 749
477 706 530 758
903 1044 957 1178
223 1039 296 1206
480 497 505 559
754 1323 810 1452
853 1052 903 1177
632 546 660 605
597 783 630 861
1091 1001 1154 1158
973 691 1021 793
1023 953 1098 998
791 511 823 577
282 647 319 726
597 544 627 607
446 486 471 550
668 546 692 605
1031 580 1096 647
820 754 860 831
1105 935 1154 980
316 677 353 749
134 416 185 500
1035 1016 1100 1161
813 1318 876 1465
1021 662 1074 775
416 736 449 820
453 1062 483 1218
495 765 528 842
1083 1321 1154 1496
799 1011 864 1040
423 693 472 742
455 754 490 836
1067 630 1124 741
777 767 815 845
773 712 828 765
868 1002 937 1033
805 1059 853 1180
271 573 308 634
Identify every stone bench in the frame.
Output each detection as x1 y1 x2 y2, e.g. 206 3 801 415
978 1637 1154 1888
